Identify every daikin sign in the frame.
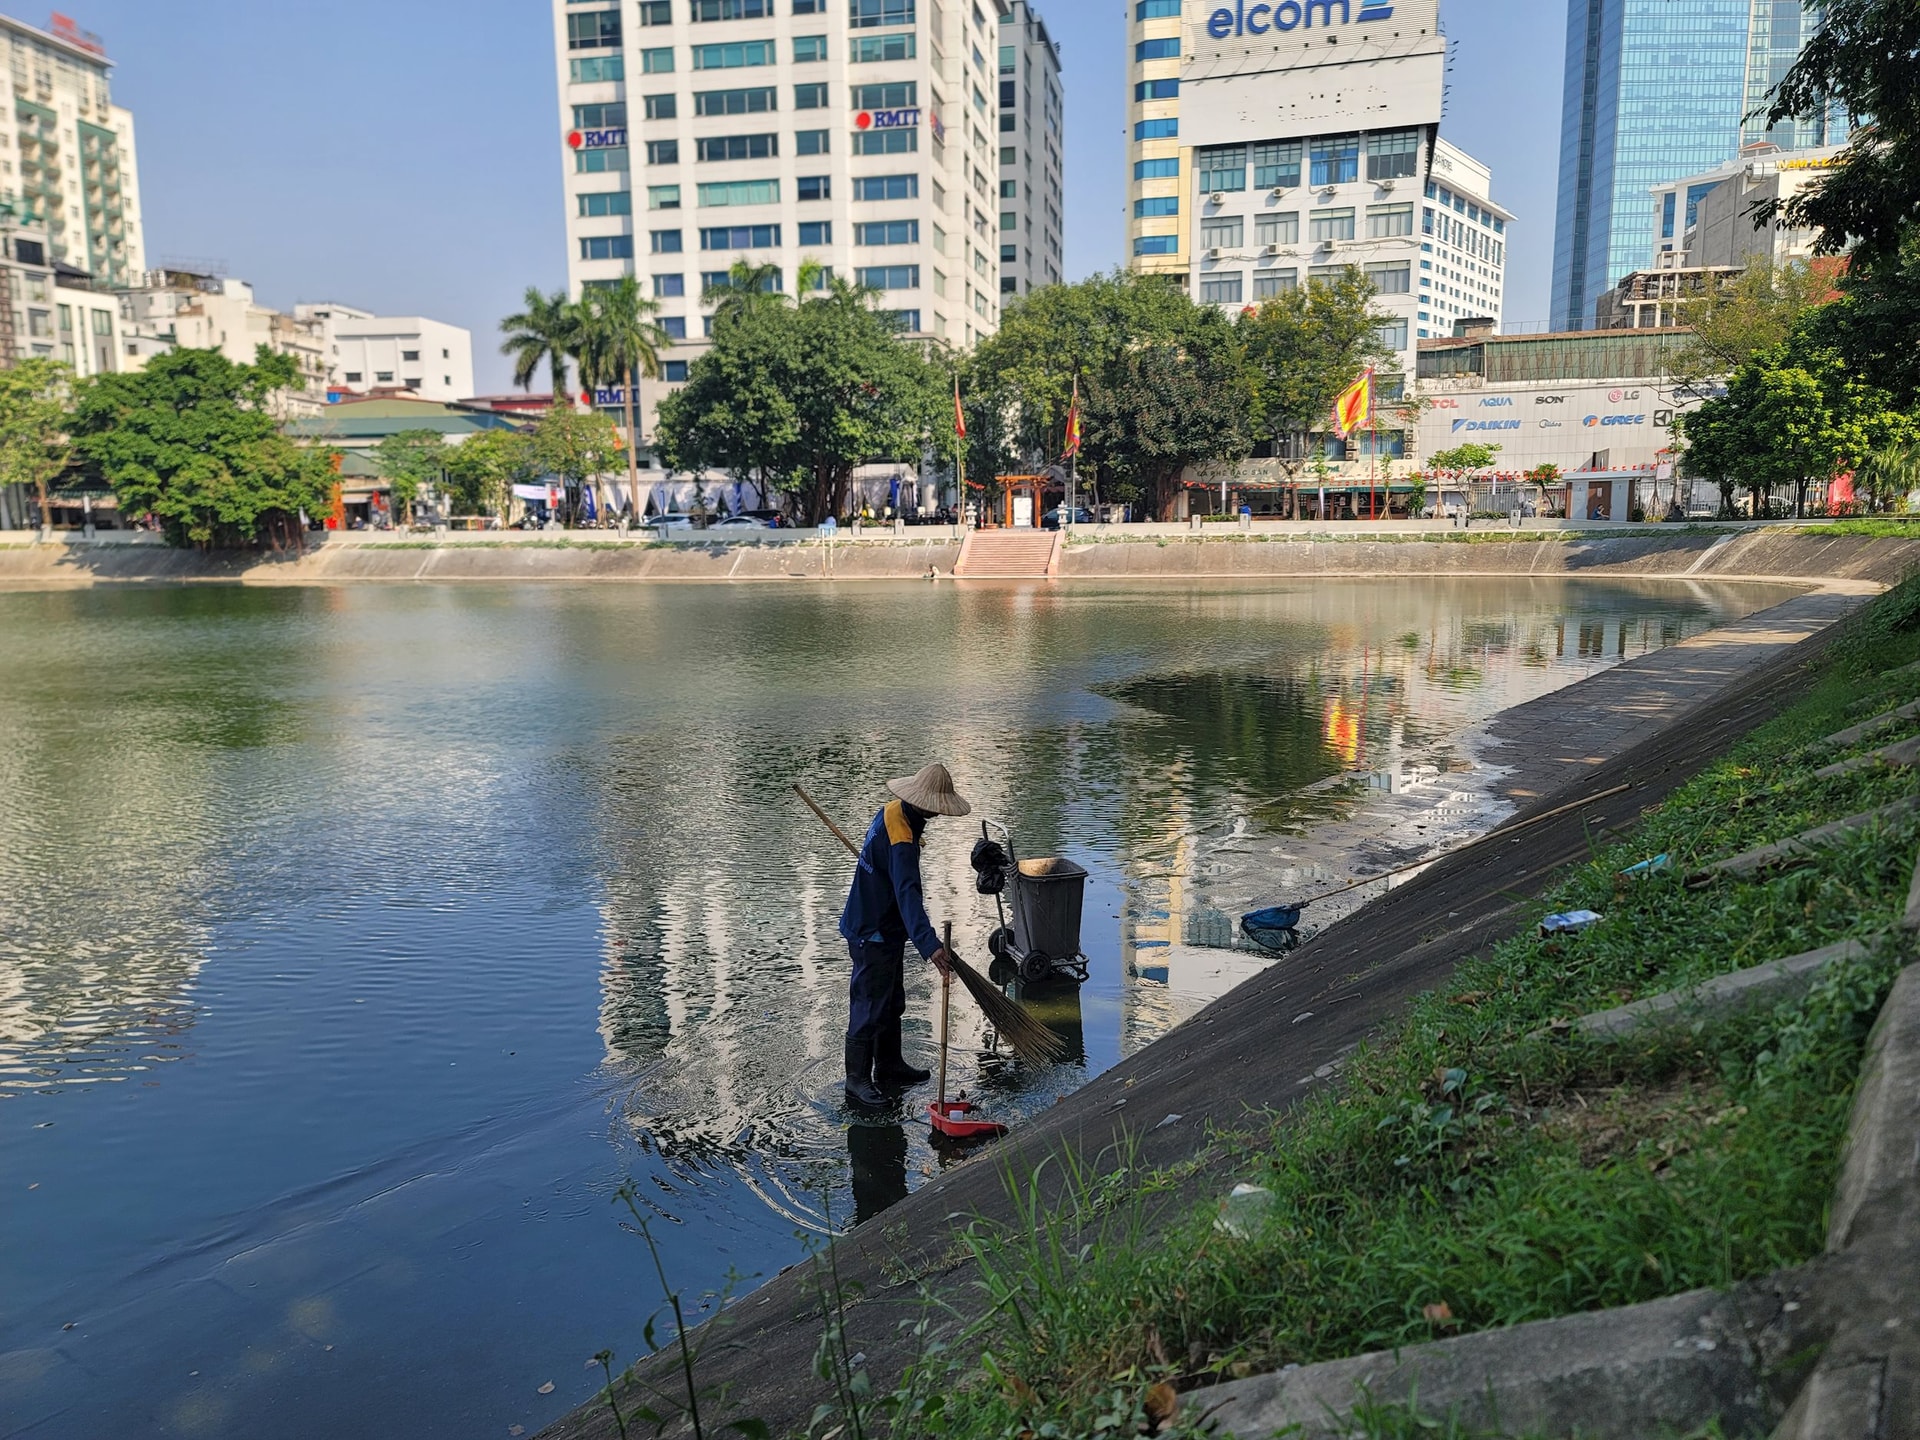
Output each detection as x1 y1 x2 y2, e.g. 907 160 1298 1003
1206 0 1394 39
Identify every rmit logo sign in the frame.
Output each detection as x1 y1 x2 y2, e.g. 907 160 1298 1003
855 108 919 130
568 128 627 150
1207 0 1393 39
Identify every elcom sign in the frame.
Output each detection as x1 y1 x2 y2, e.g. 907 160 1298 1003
568 128 627 150
855 108 919 130
1206 0 1393 39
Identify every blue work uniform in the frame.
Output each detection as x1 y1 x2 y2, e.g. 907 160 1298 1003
837 799 941 1043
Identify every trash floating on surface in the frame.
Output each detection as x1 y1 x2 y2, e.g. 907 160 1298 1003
1618 854 1671 879
1214 1183 1274 1239
1540 909 1604 937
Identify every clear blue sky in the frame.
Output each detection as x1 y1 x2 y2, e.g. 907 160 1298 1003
40 0 1565 391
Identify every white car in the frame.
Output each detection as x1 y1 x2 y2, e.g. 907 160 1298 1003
644 513 697 531
710 515 769 529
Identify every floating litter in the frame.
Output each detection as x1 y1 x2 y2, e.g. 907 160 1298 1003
1540 909 1604 936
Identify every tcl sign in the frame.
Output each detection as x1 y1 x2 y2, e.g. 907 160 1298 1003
855 108 919 130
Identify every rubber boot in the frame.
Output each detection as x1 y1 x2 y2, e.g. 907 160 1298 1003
843 1038 887 1109
873 1023 931 1086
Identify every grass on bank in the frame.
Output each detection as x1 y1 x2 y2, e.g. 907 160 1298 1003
829 573 1920 1440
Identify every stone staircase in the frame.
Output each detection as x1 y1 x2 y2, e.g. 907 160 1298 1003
952 527 1060 578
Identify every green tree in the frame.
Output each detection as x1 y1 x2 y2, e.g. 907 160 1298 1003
1668 259 1835 386
1762 0 1920 269
1800 232 1920 410
1851 441 1920 513
530 404 622 523
1083 321 1252 519
1523 462 1564 518
702 260 790 326
372 429 448 523
1425 443 1502 474
0 356 74 531
70 347 331 549
442 428 536 520
500 286 581 398
1238 267 1399 460
576 275 670 518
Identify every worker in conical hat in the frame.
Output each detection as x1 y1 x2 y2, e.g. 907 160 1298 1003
836 763 967 1109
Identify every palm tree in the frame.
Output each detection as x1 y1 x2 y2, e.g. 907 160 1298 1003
1854 442 1920 514
702 261 789 328
499 286 580 399
576 276 670 520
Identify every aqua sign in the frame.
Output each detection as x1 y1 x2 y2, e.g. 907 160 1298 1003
1206 0 1393 38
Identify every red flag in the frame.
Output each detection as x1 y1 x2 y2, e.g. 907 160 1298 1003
953 375 967 438
1063 377 1082 458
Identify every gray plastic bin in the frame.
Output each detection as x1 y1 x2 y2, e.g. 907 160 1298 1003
1010 856 1088 963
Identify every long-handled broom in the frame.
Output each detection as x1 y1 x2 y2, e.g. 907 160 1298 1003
793 784 1067 1067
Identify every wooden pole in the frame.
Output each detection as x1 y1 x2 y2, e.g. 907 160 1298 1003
793 783 860 857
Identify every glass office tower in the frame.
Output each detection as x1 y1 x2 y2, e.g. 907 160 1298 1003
1549 0 1843 331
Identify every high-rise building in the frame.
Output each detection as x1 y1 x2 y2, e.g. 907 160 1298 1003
1124 0 1182 278
1549 0 1845 331
553 0 1017 452
996 1 1063 299
1177 1 1502 382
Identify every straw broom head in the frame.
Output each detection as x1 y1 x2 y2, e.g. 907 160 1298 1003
948 953 1068 1066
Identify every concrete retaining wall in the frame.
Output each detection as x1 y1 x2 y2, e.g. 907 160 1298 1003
0 526 1915 589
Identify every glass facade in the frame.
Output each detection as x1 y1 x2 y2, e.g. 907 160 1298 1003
1549 0 1844 330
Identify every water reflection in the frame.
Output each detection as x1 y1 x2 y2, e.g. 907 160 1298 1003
0 577 1786 1440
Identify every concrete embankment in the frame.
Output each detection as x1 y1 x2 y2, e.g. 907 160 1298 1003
536 579 1893 1440
2 524 1918 589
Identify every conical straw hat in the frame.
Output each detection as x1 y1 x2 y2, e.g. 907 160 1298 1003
887 762 972 817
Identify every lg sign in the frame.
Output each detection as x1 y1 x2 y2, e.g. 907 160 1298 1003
1207 0 1393 39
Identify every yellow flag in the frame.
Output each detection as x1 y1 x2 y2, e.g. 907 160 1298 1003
1332 369 1373 437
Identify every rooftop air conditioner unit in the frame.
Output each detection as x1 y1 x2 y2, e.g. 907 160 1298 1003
1379 179 1396 192
1206 246 1221 259
1320 185 1336 198
1209 191 1224 205
1262 243 1280 255
1267 187 1285 202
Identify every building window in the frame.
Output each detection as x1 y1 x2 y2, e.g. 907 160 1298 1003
852 81 916 109
659 316 688 340
851 32 914 61
1131 235 1178 256
570 56 625 82
1199 215 1242 249
1134 118 1178 140
649 184 682 208
698 178 780 206
375 371 394 382
696 86 778 115
1196 145 1246 192
854 129 916 154
343 371 362 382
702 267 781 293
1135 0 1180 15
655 274 686 297
857 264 919 288
1133 196 1178 217
697 133 777 161
999 243 1016 261
581 235 636 260
1134 37 1179 60
1133 157 1179 180
1364 260 1411 293
1199 273 1243 304
693 39 775 68
799 220 833 244
795 0 823 9
797 174 830 200
1252 140 1302 190
1421 205 1433 235
1307 264 1346 284
849 0 914 27
1254 211 1298 246
794 82 829 108
1309 134 1359 186
576 146 629 172
855 219 918 244
574 102 627 129
640 47 674 73
579 191 633 216
1374 318 1409 349
1366 202 1414 238
1365 129 1420 180
1134 79 1178 101
1309 207 1355 242
701 224 781 248
853 173 917 200
645 93 678 120
638 0 672 21
1253 268 1297 298
691 0 773 17
663 360 689 382
401 349 420 361
652 229 684 253
794 34 827 60
1660 191 1677 239
795 128 829 155
647 139 680 165
567 10 622 49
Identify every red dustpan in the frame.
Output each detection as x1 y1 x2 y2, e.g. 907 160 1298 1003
929 931 1009 1141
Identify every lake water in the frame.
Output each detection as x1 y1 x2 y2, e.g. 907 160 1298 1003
0 577 1779 1440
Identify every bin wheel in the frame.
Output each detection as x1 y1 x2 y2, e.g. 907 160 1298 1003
1018 948 1054 984
986 925 1014 960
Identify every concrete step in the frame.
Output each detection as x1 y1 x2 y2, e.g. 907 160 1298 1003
954 529 1058 577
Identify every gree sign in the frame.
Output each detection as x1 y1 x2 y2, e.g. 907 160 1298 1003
1206 0 1393 39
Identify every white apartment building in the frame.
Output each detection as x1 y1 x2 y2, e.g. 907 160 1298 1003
0 11 144 366
119 271 329 417
1176 0 1504 384
1125 0 1182 278
996 1 1063 298
554 0 1013 451
294 302 476 403
1648 143 1843 272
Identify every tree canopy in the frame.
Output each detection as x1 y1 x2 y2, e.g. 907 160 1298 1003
500 287 581 397
1237 268 1398 452
70 347 331 549
0 356 74 530
372 429 448 521
442 428 537 519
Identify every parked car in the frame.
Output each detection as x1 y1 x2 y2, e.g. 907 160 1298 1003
1040 506 1095 530
710 515 769 529
644 513 698 532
